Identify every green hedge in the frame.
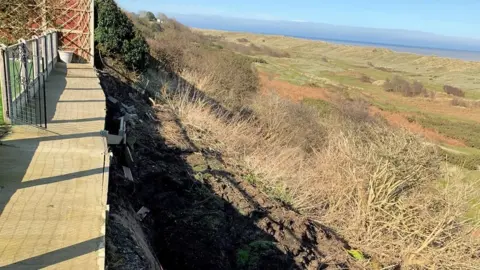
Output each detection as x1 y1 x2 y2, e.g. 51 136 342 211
94 0 149 71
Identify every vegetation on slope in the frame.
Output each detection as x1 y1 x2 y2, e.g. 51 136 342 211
153 19 480 269
101 10 480 269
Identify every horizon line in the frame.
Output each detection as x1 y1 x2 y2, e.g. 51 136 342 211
164 12 480 42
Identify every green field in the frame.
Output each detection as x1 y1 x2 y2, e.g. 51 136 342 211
201 30 480 146
198 29 480 178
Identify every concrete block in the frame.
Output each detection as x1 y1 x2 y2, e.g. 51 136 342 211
136 206 150 221
122 166 134 181
107 96 118 104
125 146 134 167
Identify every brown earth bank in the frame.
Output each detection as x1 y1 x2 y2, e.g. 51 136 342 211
368 107 466 146
260 72 466 147
100 68 359 269
259 72 330 102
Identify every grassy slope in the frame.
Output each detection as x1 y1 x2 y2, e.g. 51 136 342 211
199 29 480 151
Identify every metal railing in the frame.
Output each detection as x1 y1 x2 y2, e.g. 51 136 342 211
0 31 58 128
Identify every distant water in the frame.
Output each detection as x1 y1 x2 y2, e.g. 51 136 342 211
298 37 480 62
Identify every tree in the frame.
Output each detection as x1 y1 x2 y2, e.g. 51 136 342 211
145 11 156 21
156 12 168 22
95 0 149 71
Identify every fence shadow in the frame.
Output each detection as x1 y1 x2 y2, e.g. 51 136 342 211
0 61 105 268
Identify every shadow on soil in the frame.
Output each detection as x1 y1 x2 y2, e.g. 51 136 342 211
100 61 354 269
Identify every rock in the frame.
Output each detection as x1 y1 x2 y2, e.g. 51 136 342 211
122 166 134 182
126 136 136 150
136 206 150 221
107 96 118 104
372 80 385 86
122 103 136 114
124 113 138 122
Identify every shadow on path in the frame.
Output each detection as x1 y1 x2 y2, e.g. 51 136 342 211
2 237 102 269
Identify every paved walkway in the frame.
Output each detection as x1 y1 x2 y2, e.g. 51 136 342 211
0 63 108 269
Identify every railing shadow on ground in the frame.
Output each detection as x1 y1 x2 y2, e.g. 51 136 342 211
2 237 103 269
0 63 106 268
0 63 67 214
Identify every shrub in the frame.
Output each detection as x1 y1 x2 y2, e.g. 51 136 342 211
122 31 149 71
145 11 156 21
411 80 426 95
338 98 373 122
451 97 469 107
95 0 149 71
444 85 465 97
142 15 258 109
359 74 373 83
237 38 249 43
128 15 162 39
384 76 426 97
252 58 268 64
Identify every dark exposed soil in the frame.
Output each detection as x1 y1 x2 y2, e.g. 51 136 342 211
100 68 358 270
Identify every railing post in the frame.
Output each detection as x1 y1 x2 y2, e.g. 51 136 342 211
54 32 58 64
41 35 47 76
0 45 11 124
49 32 54 71
44 31 51 75
90 0 95 66
18 40 29 123
32 37 40 95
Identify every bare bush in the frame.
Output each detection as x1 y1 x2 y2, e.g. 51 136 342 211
237 38 249 43
427 90 437 100
384 76 427 97
144 17 258 109
338 98 373 122
451 97 469 107
359 74 373 83
444 85 465 97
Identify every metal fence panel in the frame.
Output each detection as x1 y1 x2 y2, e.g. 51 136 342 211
0 31 57 128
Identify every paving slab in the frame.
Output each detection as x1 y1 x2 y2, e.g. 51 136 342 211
0 63 108 269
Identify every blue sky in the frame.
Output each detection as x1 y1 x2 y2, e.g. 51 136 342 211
116 0 479 39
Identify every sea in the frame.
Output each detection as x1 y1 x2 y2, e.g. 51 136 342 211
297 37 480 62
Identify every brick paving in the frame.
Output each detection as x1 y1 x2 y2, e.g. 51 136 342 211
0 63 108 269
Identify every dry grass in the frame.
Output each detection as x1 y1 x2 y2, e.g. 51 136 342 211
162 74 480 268
139 19 480 269
143 18 258 109
450 97 480 108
